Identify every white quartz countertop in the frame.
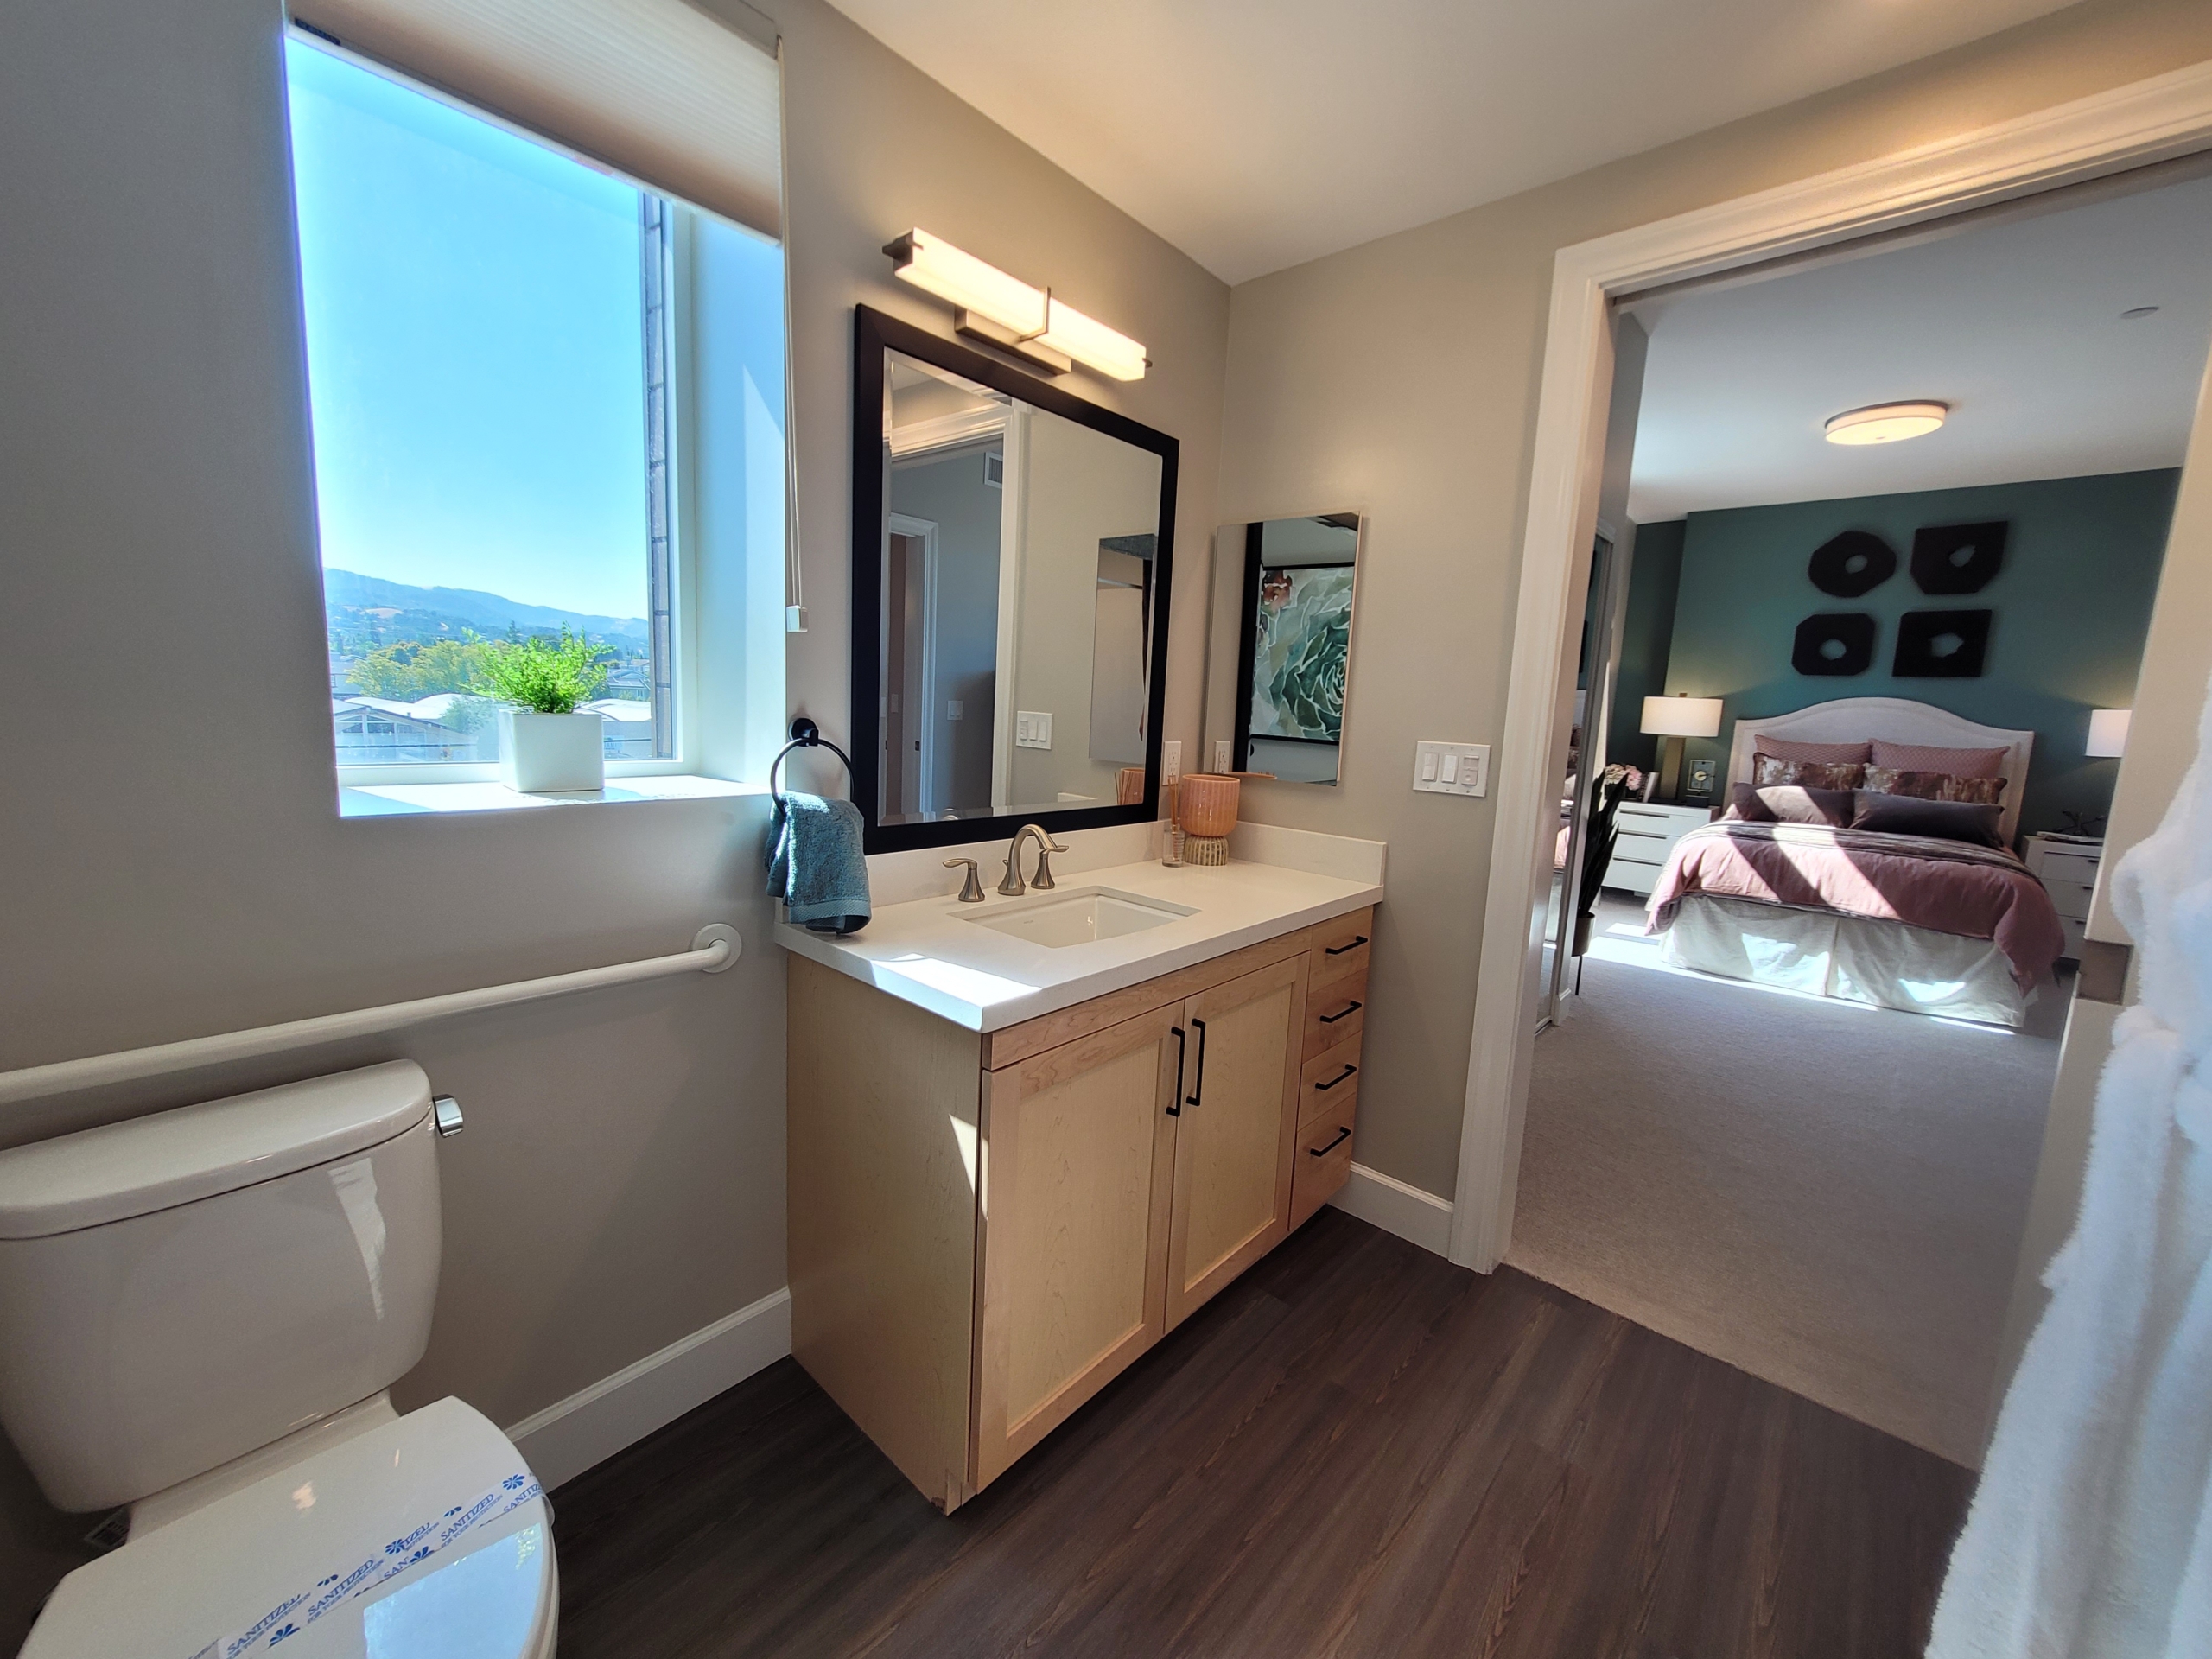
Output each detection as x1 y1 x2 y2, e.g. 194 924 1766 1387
775 855 1382 1033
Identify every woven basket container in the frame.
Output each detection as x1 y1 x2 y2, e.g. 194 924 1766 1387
1176 772 1241 839
1184 834 1230 867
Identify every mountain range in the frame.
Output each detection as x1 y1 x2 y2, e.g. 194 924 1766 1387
322 569 649 641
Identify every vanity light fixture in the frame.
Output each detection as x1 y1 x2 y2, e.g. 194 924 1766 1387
1823 402 1949 446
882 228 1147 381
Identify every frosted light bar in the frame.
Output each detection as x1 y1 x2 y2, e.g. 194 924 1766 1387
882 229 1147 381
1038 296 1148 381
883 230 1046 337
1824 402 1948 445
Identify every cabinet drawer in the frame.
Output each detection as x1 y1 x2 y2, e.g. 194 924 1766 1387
1300 1033 1362 1128
1290 1095 1356 1228
2043 877 2095 922
1308 920 1371 995
2040 851 2101 888
1303 969 1368 1060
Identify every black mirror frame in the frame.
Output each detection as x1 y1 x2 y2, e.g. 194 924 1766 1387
849 304 1179 854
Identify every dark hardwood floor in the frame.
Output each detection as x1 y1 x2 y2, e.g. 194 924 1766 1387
554 1209 1974 1657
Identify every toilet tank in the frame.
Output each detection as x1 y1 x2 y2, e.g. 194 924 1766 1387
0 1061 442 1512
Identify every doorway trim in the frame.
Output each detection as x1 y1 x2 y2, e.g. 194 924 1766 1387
887 513 940 815
1449 58 2212 1272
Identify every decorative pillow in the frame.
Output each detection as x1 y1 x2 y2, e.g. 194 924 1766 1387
1851 791 2005 848
1862 766 2007 804
1751 753 1866 791
1722 783 1767 822
1754 736 1873 766
1869 740 2008 778
1753 785 1854 826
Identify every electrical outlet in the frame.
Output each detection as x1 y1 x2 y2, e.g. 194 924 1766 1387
1211 739 1231 772
1016 710 1053 750
1413 741 1490 798
1162 740 1183 784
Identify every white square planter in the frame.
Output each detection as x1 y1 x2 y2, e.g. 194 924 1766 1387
499 709 606 793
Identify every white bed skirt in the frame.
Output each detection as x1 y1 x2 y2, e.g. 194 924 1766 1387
1658 894 2030 1028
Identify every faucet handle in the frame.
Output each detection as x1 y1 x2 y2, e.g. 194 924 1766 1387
942 858 986 903
1032 836 1070 890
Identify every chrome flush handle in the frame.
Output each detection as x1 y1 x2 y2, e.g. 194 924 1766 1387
432 1095 464 1137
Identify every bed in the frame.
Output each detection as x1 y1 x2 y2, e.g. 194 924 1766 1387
1644 697 2068 1028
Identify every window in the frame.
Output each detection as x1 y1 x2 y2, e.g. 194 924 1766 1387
283 31 785 784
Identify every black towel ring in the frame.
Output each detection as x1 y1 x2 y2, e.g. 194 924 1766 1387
769 716 855 805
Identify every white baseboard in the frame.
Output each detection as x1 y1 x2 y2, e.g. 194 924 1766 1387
505 1286 791 1491
1330 1162 1454 1256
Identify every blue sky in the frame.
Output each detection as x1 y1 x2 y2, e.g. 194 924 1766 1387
285 39 650 620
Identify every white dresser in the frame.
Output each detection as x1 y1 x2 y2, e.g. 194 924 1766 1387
1602 801 1713 896
2024 834 2103 962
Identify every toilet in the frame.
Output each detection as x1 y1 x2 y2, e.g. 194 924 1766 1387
0 1061 556 1658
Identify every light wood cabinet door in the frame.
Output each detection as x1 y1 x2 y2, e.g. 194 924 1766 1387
971 1006 1182 1490
1164 956 1308 1330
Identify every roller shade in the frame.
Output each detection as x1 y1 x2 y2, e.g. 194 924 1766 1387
296 0 783 239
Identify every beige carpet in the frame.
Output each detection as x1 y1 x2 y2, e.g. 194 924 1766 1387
1507 899 2064 1468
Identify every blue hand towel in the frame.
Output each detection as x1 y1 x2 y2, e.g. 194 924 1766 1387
766 791 871 934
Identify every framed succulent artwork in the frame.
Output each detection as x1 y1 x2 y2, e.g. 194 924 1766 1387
1226 513 1363 785
1249 565 1353 741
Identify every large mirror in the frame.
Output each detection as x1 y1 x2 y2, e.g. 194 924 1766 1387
851 307 1179 851
1213 513 1364 786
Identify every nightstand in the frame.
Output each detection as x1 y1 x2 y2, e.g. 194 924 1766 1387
1603 800 1713 896
2024 834 2103 962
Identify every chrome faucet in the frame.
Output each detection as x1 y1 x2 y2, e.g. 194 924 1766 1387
998 823 1071 896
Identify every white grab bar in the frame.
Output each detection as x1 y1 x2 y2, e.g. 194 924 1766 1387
0 925 741 1107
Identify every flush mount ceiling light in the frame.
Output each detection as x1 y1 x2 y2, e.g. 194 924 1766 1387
1823 402 1949 446
882 228 1147 381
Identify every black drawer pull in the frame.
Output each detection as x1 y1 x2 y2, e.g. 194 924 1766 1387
1314 1064 1357 1092
1167 1026 1185 1116
1325 934 1369 956
1319 1000 1363 1024
1309 1126 1351 1157
1185 1018 1208 1109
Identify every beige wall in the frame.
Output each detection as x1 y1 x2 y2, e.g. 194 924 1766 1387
0 0 1223 1631
1214 0 2212 1199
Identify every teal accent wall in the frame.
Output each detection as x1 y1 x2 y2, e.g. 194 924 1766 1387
1605 518 1685 775
1662 469 2177 838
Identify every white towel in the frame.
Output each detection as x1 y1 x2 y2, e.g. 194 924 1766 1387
1928 677 2212 1659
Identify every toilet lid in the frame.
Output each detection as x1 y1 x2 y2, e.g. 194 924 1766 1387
23 1397 555 1659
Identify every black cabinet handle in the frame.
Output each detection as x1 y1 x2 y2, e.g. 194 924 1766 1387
1325 934 1369 957
1308 1126 1351 1157
1319 1000 1363 1024
1185 1018 1208 1109
1315 1064 1357 1092
1167 1026 1185 1116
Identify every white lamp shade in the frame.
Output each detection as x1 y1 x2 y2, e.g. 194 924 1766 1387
1641 695 1724 739
2087 708 2131 758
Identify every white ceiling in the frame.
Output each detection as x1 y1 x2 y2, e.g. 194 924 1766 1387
1624 171 2212 521
823 0 2080 283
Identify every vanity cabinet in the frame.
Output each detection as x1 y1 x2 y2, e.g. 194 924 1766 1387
787 906 1375 1510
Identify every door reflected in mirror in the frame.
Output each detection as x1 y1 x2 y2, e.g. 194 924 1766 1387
1220 514 1363 786
878 346 1167 830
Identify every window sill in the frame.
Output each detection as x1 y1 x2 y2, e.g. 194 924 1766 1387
339 773 766 818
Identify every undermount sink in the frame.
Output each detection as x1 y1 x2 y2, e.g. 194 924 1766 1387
963 887 1197 949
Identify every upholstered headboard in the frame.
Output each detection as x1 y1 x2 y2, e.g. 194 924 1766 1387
1726 696 2035 844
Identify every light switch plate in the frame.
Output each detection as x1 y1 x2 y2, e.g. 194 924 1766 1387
946 700 963 721
1211 739 1232 772
1414 741 1490 798
1162 739 1182 783
1016 710 1053 750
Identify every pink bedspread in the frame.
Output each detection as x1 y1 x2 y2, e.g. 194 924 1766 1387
1647 821 2067 990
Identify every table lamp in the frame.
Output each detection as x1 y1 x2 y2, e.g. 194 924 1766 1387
2086 708 2130 758
1642 694 1724 801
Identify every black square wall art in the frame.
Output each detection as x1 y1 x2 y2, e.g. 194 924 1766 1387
1911 521 2007 594
1807 531 1897 598
1894 609 1992 677
1792 612 1878 676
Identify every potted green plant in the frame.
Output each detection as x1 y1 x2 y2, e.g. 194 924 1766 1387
479 626 610 792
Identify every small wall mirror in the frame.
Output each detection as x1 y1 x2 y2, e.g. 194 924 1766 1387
1217 513 1364 785
850 306 1179 851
